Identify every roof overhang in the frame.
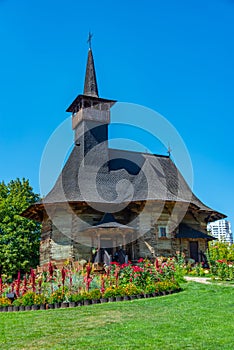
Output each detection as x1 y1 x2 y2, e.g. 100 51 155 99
66 94 117 113
176 224 216 240
20 199 226 224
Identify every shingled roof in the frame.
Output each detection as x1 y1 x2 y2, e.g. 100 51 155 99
22 146 225 221
39 148 209 208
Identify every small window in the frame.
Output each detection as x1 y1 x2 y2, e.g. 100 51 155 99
158 226 167 238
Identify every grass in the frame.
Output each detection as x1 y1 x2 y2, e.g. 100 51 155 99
0 282 234 349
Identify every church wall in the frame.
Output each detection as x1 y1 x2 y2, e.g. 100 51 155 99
39 204 210 266
136 207 174 258
40 216 52 266
50 208 73 262
178 238 207 261
135 205 209 261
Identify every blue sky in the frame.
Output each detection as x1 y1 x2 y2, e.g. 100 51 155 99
0 0 233 227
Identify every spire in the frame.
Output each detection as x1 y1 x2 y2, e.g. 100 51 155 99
83 48 99 97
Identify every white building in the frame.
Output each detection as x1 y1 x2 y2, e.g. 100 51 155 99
207 220 233 244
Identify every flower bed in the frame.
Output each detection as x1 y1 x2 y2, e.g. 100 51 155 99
182 242 234 281
0 258 182 312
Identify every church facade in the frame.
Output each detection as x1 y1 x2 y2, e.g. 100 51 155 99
22 47 225 267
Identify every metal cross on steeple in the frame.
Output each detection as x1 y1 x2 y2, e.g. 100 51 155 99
167 144 172 158
87 32 93 50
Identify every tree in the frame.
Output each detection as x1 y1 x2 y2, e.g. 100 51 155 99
0 178 41 276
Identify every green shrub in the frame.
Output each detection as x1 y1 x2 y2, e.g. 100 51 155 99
208 242 234 262
48 288 66 304
67 293 84 303
21 292 37 306
103 287 116 298
123 284 141 296
156 281 179 292
81 291 93 300
0 296 12 307
88 289 101 300
114 286 125 297
12 298 23 306
34 294 48 305
145 284 157 294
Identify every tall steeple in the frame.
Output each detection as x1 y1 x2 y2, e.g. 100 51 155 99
66 41 116 169
83 49 99 97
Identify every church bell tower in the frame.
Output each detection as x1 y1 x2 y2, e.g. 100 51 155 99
66 40 116 170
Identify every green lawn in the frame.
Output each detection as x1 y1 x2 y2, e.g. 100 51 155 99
0 282 233 349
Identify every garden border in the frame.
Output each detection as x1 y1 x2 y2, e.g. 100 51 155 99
0 288 182 313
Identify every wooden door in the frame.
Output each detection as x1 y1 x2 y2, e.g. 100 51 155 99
189 241 199 262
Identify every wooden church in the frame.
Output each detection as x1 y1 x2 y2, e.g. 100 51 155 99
22 45 225 267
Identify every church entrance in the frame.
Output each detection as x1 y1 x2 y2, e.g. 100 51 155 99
100 238 113 256
189 241 199 262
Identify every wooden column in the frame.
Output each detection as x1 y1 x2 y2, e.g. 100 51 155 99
97 233 101 249
122 233 126 250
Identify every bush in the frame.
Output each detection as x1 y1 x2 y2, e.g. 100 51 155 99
48 288 66 304
21 292 37 306
67 293 84 303
81 291 93 300
145 284 157 294
88 289 101 300
114 286 125 297
34 294 48 305
103 287 116 298
123 284 141 296
208 242 234 262
12 298 23 306
156 281 179 292
0 296 12 307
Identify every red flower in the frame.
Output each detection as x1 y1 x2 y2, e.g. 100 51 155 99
16 271 21 297
48 261 54 277
132 266 144 273
155 259 159 269
61 267 66 289
138 258 144 263
23 274 28 294
30 268 36 293
86 277 92 291
120 263 129 268
101 277 105 294
86 263 92 278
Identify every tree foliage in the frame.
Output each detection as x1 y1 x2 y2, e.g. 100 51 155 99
208 241 234 262
0 178 41 276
